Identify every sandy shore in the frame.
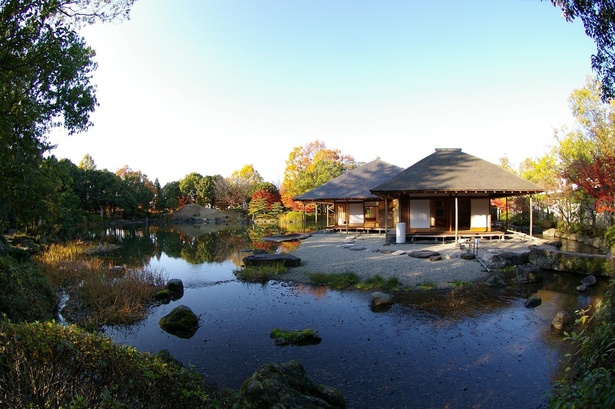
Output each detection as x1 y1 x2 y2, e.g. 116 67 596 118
283 231 546 289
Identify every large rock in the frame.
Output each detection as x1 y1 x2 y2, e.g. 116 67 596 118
516 264 543 283
237 361 346 409
485 274 507 287
528 246 611 276
243 253 301 267
159 305 199 339
408 250 440 259
155 279 185 303
487 251 530 269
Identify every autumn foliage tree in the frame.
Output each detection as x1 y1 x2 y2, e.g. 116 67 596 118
556 78 615 223
214 165 263 210
248 182 283 218
281 140 356 211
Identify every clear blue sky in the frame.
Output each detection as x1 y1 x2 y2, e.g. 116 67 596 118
48 0 595 186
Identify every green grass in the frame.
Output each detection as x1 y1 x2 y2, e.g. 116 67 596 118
415 281 437 290
449 280 473 288
356 275 401 291
308 272 360 289
234 262 287 283
309 272 402 291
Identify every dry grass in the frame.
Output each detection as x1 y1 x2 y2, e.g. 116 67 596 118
36 242 167 328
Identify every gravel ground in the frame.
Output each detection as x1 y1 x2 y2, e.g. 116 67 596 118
282 231 546 289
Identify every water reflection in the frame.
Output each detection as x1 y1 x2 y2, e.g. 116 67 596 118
95 227 606 409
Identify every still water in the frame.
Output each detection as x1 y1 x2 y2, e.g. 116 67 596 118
98 226 605 408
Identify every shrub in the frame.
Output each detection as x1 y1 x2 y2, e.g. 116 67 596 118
0 321 221 408
0 256 56 322
604 225 615 250
281 211 304 226
549 281 615 408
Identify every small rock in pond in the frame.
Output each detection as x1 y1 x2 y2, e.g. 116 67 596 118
159 305 199 339
552 310 574 331
580 275 596 287
371 291 394 308
524 295 542 308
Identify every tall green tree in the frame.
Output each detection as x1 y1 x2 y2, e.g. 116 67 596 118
160 181 181 211
179 173 203 204
115 166 155 216
0 0 134 230
551 0 615 100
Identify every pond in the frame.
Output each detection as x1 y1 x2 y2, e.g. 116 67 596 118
94 226 605 408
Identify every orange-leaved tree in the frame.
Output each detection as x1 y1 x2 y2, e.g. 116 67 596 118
280 140 356 211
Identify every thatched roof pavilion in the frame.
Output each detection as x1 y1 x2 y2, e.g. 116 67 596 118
370 148 543 198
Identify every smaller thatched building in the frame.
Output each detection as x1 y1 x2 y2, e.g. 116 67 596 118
293 159 404 232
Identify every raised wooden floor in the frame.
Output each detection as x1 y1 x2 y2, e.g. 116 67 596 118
324 226 512 242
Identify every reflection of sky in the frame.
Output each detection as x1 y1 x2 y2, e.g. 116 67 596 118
147 253 237 287
103 249 603 408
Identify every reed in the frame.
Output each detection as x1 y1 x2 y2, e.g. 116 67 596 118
36 242 167 328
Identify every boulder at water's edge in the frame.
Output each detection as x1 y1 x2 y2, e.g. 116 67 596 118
237 360 346 409
528 246 611 276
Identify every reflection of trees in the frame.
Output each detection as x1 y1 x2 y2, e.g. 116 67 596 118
172 229 252 265
97 227 157 268
87 226 256 266
247 224 302 254
291 283 329 298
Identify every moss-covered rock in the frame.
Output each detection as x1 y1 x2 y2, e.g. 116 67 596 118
270 328 322 346
159 305 199 339
165 278 184 300
237 360 345 409
154 289 172 303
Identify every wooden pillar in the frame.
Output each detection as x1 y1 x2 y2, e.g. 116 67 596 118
505 197 509 231
529 194 533 241
454 196 459 243
384 196 388 244
314 202 318 230
345 199 349 234
302 204 306 233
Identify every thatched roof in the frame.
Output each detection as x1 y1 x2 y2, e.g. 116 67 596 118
293 159 404 202
370 149 543 197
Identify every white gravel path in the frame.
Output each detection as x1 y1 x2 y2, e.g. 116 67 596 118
282 231 545 289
